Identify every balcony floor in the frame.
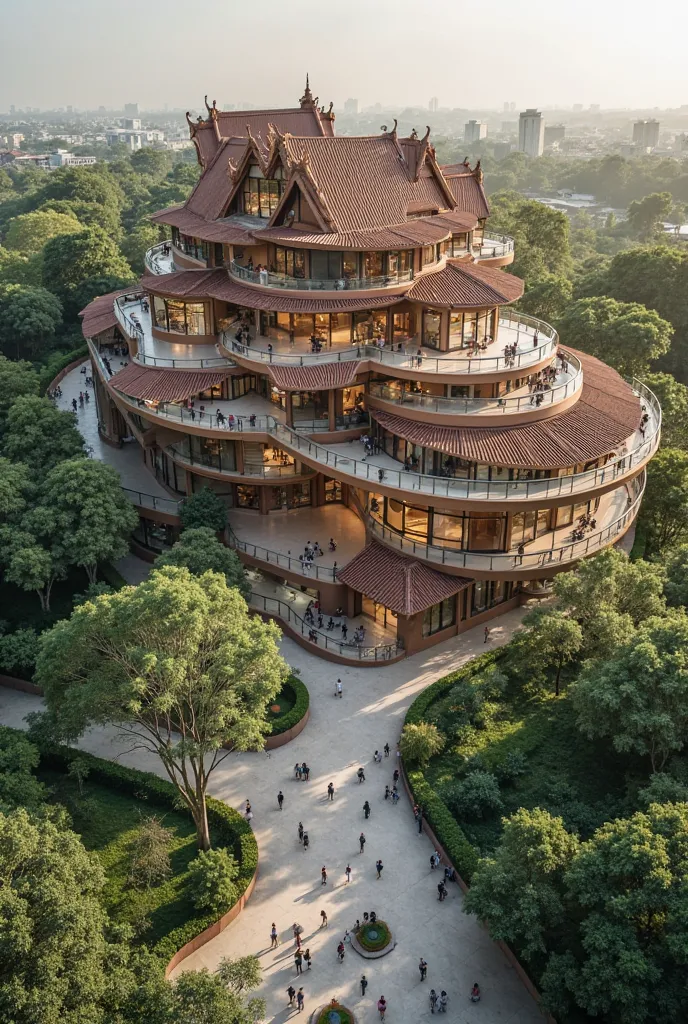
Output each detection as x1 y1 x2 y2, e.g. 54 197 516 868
229 503 366 572
121 298 229 367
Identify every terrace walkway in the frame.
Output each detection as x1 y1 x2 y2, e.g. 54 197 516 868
0 610 543 1024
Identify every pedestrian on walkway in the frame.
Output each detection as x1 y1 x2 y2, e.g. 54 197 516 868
377 995 387 1020
303 832 310 850
321 866 327 885
384 743 390 757
270 923 278 947
392 787 400 804
327 782 335 801
357 767 366 783
297 988 304 1013
320 909 328 927
429 989 438 1013
363 800 371 819
295 931 302 950
287 985 296 1006
393 768 400 785
298 821 304 843
484 625 491 644
336 678 343 698
419 957 428 981
376 859 384 879
337 941 345 963
345 864 352 883
359 832 366 853
294 951 303 974
361 974 368 996
304 948 312 970
439 990 448 1012
384 785 390 800
304 764 310 781
277 790 284 810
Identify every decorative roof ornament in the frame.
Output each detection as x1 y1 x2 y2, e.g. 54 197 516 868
473 159 484 183
409 127 418 140
227 157 238 182
300 73 314 108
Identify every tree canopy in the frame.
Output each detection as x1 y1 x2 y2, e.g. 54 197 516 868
0 354 39 431
0 285 63 361
179 487 228 532
41 227 132 317
641 447 688 553
35 567 288 849
2 395 84 473
4 209 82 255
155 527 250 598
556 295 673 376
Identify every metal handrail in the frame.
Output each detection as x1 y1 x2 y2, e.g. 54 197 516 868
476 235 515 258
120 487 184 515
367 471 646 571
167 444 314 479
144 242 173 276
227 524 337 582
250 592 402 661
367 352 582 416
229 259 413 292
115 296 230 368
223 311 559 373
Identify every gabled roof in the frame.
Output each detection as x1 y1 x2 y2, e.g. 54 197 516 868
110 362 234 403
267 362 363 391
407 260 524 308
80 288 131 339
255 209 477 250
440 161 490 219
337 541 470 615
149 206 256 245
185 137 249 221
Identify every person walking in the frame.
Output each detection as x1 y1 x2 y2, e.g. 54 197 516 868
393 768 400 785
298 821 304 843
417 808 424 835
384 743 390 757
321 865 328 885
345 864 352 883
294 951 303 974
327 782 335 801
337 678 343 698
429 988 438 1013
287 984 296 1006
438 990 448 1013
359 832 366 853
270 923 279 948
277 790 284 810
360 974 368 996
357 767 366 784
376 859 384 879
320 909 328 928
337 941 345 963
392 786 400 805
303 832 310 850
377 995 387 1020
484 625 491 644
363 800 371 819
384 785 390 800
419 957 428 981
303 948 312 970
296 988 305 1013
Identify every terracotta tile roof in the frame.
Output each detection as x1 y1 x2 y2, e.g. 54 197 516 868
109 362 233 403
142 269 222 298
267 362 363 391
149 206 256 245
255 209 477 250
407 260 524 307
191 105 333 168
277 135 455 234
440 166 490 219
337 541 470 614
185 137 249 221
370 351 641 469
79 288 130 339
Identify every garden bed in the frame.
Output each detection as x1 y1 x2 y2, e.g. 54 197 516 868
313 1001 356 1024
351 919 394 958
264 674 309 748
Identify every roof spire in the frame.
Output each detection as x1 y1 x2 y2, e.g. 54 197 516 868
300 73 314 107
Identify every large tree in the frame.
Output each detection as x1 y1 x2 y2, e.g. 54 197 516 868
179 487 228 532
487 190 572 285
2 395 84 473
556 296 673 377
641 447 688 552
155 527 250 599
514 607 583 695
518 274 573 323
4 209 82 255
35 567 288 849
36 458 137 583
0 354 39 432
642 372 688 450
41 227 131 317
0 284 63 360
571 610 688 772
626 191 673 240
464 807 579 961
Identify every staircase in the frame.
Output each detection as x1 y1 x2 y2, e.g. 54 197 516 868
242 441 267 473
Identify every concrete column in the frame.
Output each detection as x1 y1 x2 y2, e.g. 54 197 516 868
328 390 336 431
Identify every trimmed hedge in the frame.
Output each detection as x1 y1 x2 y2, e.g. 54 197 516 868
357 919 392 951
35 741 258 962
268 675 309 737
403 649 505 883
39 344 89 392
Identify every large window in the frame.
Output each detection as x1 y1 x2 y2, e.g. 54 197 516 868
274 246 306 278
422 597 456 637
423 308 442 348
422 244 436 266
311 250 343 280
152 296 207 336
243 177 283 218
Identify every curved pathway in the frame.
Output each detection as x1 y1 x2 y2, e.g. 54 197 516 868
0 613 542 1024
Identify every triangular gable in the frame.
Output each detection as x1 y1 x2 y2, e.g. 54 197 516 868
270 176 334 233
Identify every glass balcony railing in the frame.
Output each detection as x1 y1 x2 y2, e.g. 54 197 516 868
167 443 314 479
475 235 515 258
227 523 337 582
229 260 413 292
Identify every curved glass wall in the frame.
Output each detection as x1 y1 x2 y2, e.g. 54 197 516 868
152 296 207 335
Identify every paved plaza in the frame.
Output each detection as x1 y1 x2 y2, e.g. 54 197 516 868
0 607 544 1024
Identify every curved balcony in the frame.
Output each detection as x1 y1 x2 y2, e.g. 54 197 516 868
367 352 582 419
167 443 315 480
368 472 645 575
113 296 230 369
121 487 183 516
229 259 413 292
144 242 175 276
475 235 515 259
227 523 337 582
223 310 559 376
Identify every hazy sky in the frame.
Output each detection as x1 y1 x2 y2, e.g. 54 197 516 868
2 0 687 112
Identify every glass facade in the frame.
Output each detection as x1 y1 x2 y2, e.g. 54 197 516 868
152 296 207 335
243 177 283 218
375 499 508 552
422 596 456 637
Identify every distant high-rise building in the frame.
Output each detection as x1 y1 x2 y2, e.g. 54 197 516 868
544 123 566 147
510 102 515 112
123 118 142 130
503 101 510 112
589 103 600 112
124 103 139 117
633 119 660 149
464 119 487 144
343 98 359 115
518 109 545 158
429 97 439 113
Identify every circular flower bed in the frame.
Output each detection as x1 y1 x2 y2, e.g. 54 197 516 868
356 920 392 952
315 1002 355 1024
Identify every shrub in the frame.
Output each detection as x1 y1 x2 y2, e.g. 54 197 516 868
269 676 309 736
179 488 228 532
356 919 392 951
38 344 88 391
0 627 39 679
638 773 688 808
188 847 239 912
406 769 479 880
400 721 445 767
445 771 503 820
128 814 173 888
495 751 528 784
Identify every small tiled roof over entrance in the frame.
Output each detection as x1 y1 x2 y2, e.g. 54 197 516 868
407 260 524 307
109 362 233 403
267 362 363 390
337 541 471 615
80 289 129 339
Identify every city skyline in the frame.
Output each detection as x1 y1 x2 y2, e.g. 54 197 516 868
1 0 687 111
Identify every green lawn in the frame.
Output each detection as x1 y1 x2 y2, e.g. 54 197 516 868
40 769 201 946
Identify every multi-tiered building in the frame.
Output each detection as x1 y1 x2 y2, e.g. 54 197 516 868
81 80 659 663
